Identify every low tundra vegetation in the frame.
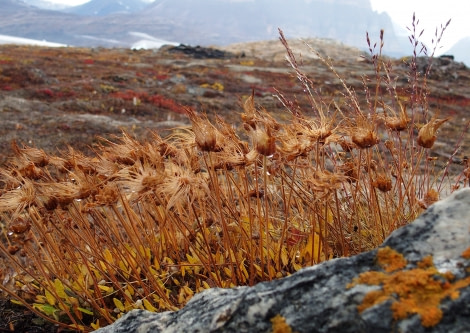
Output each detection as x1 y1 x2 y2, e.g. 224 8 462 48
0 17 468 331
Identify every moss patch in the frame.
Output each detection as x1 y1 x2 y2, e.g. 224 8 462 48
348 246 470 328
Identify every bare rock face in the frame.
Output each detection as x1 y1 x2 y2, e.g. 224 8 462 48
94 189 470 333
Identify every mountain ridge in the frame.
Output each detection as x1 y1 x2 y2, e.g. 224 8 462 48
64 0 150 16
0 0 408 57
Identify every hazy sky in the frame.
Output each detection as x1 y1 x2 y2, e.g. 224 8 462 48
48 0 88 5
45 0 467 52
370 0 467 53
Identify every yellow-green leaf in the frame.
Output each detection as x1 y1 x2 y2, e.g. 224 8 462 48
138 245 151 260
281 246 289 267
90 320 101 330
54 279 68 299
35 295 48 304
98 285 113 294
78 307 94 315
302 232 321 262
183 285 194 296
186 254 198 264
143 299 157 312
44 289 56 306
10 299 23 306
224 267 232 278
68 296 79 307
33 303 58 316
239 261 248 280
69 324 86 331
113 298 125 312
103 248 114 264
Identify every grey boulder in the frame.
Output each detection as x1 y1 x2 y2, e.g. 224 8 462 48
94 188 470 333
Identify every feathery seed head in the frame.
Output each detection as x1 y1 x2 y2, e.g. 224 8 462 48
0 181 37 213
417 116 450 149
418 189 439 209
254 127 276 156
94 184 120 206
337 161 359 182
384 110 410 131
11 141 49 167
352 128 379 149
8 215 31 234
187 109 218 152
372 173 392 192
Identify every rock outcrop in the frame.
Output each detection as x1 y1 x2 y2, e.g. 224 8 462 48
94 188 470 333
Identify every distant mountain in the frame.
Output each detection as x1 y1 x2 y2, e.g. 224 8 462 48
20 0 71 10
64 0 150 16
0 0 409 56
0 0 84 45
1 0 34 13
141 0 405 55
445 37 470 67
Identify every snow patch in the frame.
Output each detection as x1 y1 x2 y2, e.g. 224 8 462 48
129 32 179 50
0 34 67 47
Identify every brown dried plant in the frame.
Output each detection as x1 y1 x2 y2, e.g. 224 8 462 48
0 17 467 331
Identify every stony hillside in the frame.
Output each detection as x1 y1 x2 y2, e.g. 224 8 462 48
0 39 468 168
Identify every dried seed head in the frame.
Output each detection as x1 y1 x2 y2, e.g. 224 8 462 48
418 189 439 209
159 164 209 210
337 161 359 182
141 175 164 191
317 126 332 141
384 140 395 152
352 128 379 149
305 169 347 194
339 139 355 152
417 117 450 149
372 174 392 192
8 244 20 255
94 184 120 205
0 181 37 212
9 216 31 234
245 149 259 164
383 103 410 132
186 109 218 152
11 141 49 166
194 123 217 152
241 95 257 130
19 163 44 180
43 197 58 211
254 128 276 156
385 116 410 131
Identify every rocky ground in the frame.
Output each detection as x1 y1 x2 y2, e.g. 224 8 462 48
0 40 469 166
0 38 469 331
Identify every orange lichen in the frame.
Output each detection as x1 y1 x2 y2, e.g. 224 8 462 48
270 314 294 333
462 247 470 259
417 255 433 269
348 249 470 328
376 246 407 272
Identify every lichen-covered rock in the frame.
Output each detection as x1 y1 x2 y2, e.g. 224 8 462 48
94 188 470 333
